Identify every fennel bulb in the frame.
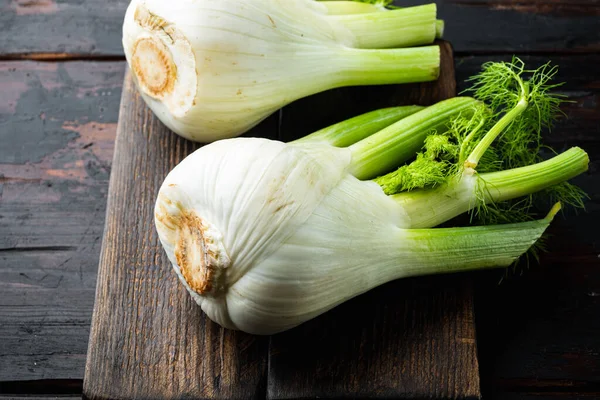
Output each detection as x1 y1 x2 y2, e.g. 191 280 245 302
154 60 588 335
122 0 442 142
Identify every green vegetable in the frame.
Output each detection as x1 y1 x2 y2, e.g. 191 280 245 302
154 59 588 334
319 0 444 38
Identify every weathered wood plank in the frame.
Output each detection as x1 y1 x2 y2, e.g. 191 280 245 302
82 72 278 400
268 277 481 399
0 0 128 56
0 398 81 400
0 61 124 381
0 394 81 400
1 0 599 56
268 41 481 400
433 0 600 54
488 394 600 400
0 379 82 396
485 376 600 400
477 248 600 397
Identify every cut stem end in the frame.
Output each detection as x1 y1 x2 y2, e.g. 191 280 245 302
129 3 197 118
131 37 177 99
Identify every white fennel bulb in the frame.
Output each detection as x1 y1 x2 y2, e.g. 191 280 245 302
154 136 566 335
122 0 442 142
155 139 408 333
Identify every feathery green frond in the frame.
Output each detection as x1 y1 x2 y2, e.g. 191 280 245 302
375 57 587 265
374 133 459 194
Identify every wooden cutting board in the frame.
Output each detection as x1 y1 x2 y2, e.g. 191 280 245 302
83 41 481 400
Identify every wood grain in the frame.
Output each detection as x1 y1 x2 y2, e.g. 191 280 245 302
82 71 278 400
1 0 599 57
269 41 480 400
0 61 124 381
268 277 480 399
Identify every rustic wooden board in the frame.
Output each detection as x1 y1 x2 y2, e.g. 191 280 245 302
2 0 599 57
268 277 480 399
82 40 480 399
269 41 480 400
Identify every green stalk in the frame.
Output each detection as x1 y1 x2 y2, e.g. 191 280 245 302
336 45 440 88
465 98 528 168
320 1 445 38
329 4 438 48
393 147 589 228
401 203 559 277
392 175 478 229
293 106 423 147
458 117 486 164
436 20 444 39
480 147 589 202
348 97 480 180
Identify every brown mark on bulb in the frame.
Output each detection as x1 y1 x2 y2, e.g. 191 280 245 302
174 211 216 295
134 4 168 31
155 198 229 297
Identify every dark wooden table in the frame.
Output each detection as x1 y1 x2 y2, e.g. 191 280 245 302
0 1 598 399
